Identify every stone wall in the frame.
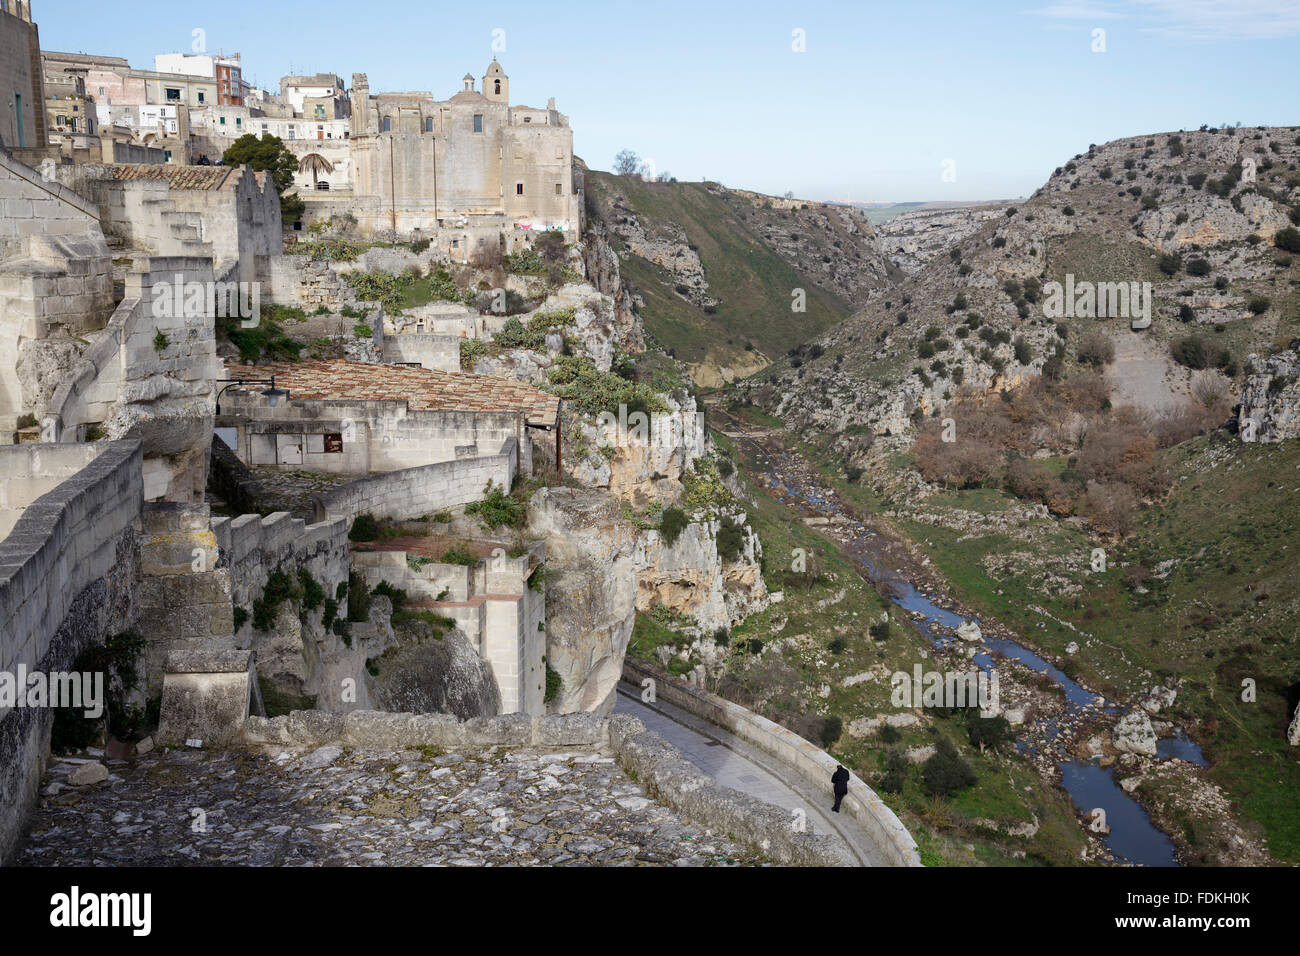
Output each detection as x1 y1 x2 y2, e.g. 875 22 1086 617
0 439 143 864
383 331 462 372
220 398 530 477
353 540 546 715
622 657 922 867
312 437 516 524
0 5 44 152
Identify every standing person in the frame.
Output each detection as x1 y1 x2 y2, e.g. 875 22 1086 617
831 764 850 812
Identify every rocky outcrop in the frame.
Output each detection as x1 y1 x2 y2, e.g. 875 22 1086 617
1240 349 1300 443
1112 710 1158 756
528 487 640 715
566 390 706 505
876 204 1009 274
580 222 646 355
368 624 501 720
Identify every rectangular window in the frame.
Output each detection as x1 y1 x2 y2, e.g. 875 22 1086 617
198 92 204 103
555 183 562 195
14 93 22 147
165 87 181 101
382 116 391 132
516 183 524 195
323 433 343 454
424 116 433 133
219 116 225 124
473 114 482 133
236 117 241 126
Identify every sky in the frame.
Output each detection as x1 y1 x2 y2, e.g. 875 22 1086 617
34 0 1300 202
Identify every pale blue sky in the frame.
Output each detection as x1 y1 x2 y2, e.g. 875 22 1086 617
35 0 1300 201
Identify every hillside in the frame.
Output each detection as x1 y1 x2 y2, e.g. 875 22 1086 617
585 170 897 387
716 125 1300 863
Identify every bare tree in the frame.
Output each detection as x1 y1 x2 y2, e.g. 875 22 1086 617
613 149 641 176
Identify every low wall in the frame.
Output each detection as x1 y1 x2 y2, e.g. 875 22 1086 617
622 657 922 867
312 436 516 524
383 332 462 372
241 709 850 866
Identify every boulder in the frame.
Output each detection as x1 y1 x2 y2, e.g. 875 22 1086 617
1113 711 1158 756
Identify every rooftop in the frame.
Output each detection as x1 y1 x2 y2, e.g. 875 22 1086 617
222 360 560 427
100 164 268 191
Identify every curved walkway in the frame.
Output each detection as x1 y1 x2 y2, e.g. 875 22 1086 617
614 682 885 866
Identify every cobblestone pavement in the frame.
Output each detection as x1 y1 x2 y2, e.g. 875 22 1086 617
17 746 765 867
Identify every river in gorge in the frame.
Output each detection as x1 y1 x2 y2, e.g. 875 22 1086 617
731 427 1206 866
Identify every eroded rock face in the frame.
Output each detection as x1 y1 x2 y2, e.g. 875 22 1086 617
528 487 639 716
1240 349 1300 443
635 512 768 633
368 625 501 720
566 390 706 505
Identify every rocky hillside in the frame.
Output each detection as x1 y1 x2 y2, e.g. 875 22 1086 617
875 203 1011 275
741 125 1300 440
585 169 898 387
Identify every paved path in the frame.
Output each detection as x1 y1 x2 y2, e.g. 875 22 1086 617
614 683 885 866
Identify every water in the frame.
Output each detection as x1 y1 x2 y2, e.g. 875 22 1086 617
753 442 1205 866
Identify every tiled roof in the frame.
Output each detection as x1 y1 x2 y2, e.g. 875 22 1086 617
223 360 560 427
104 164 234 190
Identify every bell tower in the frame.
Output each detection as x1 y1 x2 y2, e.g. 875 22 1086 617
482 59 508 103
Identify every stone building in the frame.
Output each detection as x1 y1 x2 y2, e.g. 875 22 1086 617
0 0 46 151
304 60 582 244
215 358 560 478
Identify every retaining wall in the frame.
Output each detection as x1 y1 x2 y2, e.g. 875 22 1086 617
312 436 515 524
622 657 922 867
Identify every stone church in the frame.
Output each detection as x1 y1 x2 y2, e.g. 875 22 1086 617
306 60 582 249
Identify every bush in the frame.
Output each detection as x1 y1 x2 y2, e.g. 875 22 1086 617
869 619 891 641
967 712 1015 751
1013 335 1032 365
1077 331 1115 367
1275 227 1300 254
348 513 385 542
1157 252 1182 276
1246 295 1271 315
921 737 977 797
1186 258 1211 277
464 480 526 530
715 516 746 563
347 572 371 622
659 506 689 546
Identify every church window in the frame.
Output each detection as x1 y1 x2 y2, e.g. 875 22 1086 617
494 80 501 95
382 116 391 132
555 183 562 195
516 183 524 195
425 117 433 133
473 114 483 133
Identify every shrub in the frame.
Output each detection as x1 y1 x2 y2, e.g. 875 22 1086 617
715 516 746 563
1276 227 1300 254
921 737 976 797
459 338 488 370
878 750 907 794
1186 258 1211 277
1013 335 1032 365
659 506 689 546
1157 252 1182 276
1077 331 1115 367
348 513 385 542
347 572 371 622
1246 295 1271 315
869 619 891 641
967 712 1014 752
464 480 526 529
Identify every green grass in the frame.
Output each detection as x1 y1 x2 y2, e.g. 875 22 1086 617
880 432 1300 863
588 172 852 370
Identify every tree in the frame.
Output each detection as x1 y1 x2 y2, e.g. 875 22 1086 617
298 152 335 186
613 149 641 176
222 133 303 223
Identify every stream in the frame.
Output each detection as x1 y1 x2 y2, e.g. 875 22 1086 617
732 427 1206 866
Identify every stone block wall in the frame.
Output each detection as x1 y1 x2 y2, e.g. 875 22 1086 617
0 439 143 864
382 332 462 372
312 436 516 525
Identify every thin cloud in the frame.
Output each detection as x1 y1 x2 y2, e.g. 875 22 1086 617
1132 0 1300 40
1025 2 1128 20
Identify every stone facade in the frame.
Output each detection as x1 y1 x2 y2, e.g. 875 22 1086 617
0 1 46 151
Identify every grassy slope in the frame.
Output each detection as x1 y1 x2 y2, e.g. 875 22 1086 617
587 172 852 371
802 422 1300 863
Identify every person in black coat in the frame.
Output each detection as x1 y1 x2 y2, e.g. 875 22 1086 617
831 764 850 812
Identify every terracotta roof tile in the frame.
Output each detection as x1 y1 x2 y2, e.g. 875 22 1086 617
223 360 559 427
104 163 233 190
